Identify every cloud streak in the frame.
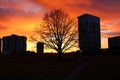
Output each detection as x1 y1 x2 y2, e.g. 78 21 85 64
90 0 120 12
0 24 8 30
0 0 43 20
101 29 120 36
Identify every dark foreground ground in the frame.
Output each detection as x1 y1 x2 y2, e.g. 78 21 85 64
0 54 120 80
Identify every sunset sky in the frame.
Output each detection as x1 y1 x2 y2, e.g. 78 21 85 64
0 0 120 52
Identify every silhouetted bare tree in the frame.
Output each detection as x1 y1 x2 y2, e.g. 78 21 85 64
32 9 78 60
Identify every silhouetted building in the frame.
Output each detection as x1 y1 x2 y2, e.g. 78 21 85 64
2 34 27 54
0 38 1 53
78 14 101 51
108 36 120 49
37 42 44 54
108 36 120 55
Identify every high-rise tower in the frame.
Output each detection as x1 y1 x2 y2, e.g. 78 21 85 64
78 14 101 51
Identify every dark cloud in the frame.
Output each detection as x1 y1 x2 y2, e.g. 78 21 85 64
0 0 42 20
0 7 25 20
92 0 120 6
90 0 120 12
65 0 120 15
0 7 16 16
0 7 42 21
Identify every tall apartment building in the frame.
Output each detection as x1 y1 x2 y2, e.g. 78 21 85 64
78 14 101 51
2 34 27 54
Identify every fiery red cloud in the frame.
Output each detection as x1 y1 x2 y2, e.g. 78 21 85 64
0 0 120 51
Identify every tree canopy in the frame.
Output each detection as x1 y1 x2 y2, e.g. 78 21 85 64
32 9 78 58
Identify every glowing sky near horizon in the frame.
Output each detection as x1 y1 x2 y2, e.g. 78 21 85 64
0 0 120 52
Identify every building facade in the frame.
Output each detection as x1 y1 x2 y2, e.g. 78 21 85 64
2 34 27 54
0 38 1 53
37 42 44 54
78 14 101 51
108 36 120 49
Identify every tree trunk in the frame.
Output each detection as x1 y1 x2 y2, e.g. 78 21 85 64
58 50 63 61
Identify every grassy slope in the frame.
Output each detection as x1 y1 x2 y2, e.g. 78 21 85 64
0 54 120 80
0 54 84 80
70 56 120 80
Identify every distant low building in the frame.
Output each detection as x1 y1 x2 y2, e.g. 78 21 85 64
108 36 120 49
0 38 1 53
2 34 27 54
37 42 44 54
108 36 120 55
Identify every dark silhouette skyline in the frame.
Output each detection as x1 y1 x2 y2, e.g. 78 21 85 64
0 0 119 51
0 1 120 80
0 13 119 56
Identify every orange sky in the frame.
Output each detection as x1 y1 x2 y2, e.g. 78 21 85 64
0 0 120 52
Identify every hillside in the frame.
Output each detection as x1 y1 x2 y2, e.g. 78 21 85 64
0 54 120 80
